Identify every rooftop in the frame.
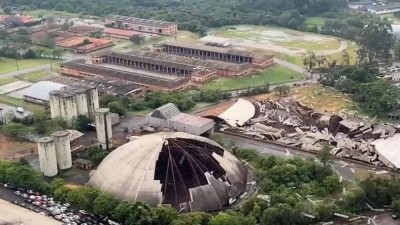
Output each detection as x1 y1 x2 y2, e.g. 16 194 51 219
57 36 113 50
106 15 176 27
61 60 190 89
68 25 103 34
104 28 140 37
23 81 66 102
170 113 213 127
370 3 400 11
162 41 254 57
49 84 94 98
105 51 253 72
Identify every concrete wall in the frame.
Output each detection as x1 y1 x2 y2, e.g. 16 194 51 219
60 95 79 124
49 94 62 119
37 137 58 177
76 91 89 117
53 131 72 170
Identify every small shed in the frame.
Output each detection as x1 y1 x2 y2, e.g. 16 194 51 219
388 109 400 120
74 158 93 170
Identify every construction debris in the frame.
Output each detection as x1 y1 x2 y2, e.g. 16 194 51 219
218 97 400 169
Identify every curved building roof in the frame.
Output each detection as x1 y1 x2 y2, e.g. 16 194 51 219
88 132 248 212
218 98 255 127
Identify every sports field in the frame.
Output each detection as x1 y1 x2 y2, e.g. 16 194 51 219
0 58 52 74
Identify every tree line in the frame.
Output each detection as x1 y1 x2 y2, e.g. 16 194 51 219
3 0 345 33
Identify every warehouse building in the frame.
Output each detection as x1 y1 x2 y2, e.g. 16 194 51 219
23 81 66 105
103 28 141 39
57 36 114 54
145 103 214 135
157 42 274 69
95 50 252 78
60 59 190 92
88 132 248 212
105 15 177 36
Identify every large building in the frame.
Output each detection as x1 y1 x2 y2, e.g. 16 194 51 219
105 15 177 36
49 85 99 122
157 42 274 69
88 132 248 212
60 60 190 92
23 81 66 105
146 103 214 135
57 36 114 54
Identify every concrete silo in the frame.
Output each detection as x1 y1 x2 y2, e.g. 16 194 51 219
95 108 113 150
37 137 58 177
87 87 99 119
49 91 62 119
52 130 72 170
59 94 78 124
75 88 89 117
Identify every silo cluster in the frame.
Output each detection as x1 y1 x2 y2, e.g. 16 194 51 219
49 86 99 124
37 130 72 177
95 108 113 150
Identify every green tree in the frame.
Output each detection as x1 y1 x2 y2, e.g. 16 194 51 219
73 115 92 132
151 206 178 225
391 198 400 217
3 6 12 15
317 145 332 173
93 193 119 217
130 34 145 45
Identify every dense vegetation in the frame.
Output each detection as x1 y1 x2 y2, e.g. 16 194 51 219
3 0 346 32
320 65 400 114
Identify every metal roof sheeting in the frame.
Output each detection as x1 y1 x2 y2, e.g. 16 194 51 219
23 81 66 101
372 133 400 169
218 98 255 127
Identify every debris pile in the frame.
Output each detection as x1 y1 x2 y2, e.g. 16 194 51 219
221 98 400 167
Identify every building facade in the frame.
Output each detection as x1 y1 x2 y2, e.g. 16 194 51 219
105 15 177 36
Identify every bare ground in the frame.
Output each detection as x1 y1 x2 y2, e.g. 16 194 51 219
0 135 37 160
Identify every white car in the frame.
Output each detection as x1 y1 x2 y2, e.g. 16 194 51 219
14 191 21 195
21 193 28 198
16 107 24 113
27 190 33 194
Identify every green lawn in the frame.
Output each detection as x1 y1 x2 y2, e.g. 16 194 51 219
0 58 53 74
201 66 302 91
275 39 341 51
0 77 18 86
305 17 326 27
19 70 50 82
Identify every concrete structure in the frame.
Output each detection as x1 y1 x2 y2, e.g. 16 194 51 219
52 130 72 170
57 36 114 54
105 15 177 36
88 132 248 212
37 137 58 177
146 103 214 135
372 133 400 169
347 0 373 10
368 3 400 14
23 81 66 105
49 85 99 123
158 42 274 69
218 98 256 127
95 108 113 150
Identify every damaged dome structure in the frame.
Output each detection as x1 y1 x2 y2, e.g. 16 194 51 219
88 132 248 212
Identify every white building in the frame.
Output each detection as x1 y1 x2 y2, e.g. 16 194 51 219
49 85 99 124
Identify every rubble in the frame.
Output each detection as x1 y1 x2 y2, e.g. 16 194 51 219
218 97 400 168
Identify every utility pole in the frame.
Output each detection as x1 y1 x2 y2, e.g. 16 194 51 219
15 59 19 71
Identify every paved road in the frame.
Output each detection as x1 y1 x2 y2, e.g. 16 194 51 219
0 103 32 120
218 132 392 181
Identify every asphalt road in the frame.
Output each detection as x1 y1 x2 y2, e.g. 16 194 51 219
217 132 392 182
0 102 32 120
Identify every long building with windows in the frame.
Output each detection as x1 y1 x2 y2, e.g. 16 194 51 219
105 15 178 36
156 42 274 69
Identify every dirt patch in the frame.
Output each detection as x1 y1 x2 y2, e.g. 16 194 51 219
0 135 37 160
252 85 354 114
195 101 236 117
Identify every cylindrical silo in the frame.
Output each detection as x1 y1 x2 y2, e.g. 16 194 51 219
49 91 61 119
52 130 72 170
95 108 113 150
60 94 78 124
75 88 89 117
37 137 58 177
87 87 99 119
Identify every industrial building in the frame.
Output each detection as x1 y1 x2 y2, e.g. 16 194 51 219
105 15 178 36
156 42 274 69
52 130 72 170
94 50 252 78
23 81 67 105
95 108 113 150
56 36 114 54
88 132 248 212
60 59 190 92
49 85 99 123
37 137 58 177
146 103 214 135
103 28 141 39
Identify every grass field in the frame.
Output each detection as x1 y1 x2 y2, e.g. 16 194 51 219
176 31 200 43
276 39 341 51
0 58 52 74
19 70 50 82
0 77 18 86
201 66 302 91
305 17 326 27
